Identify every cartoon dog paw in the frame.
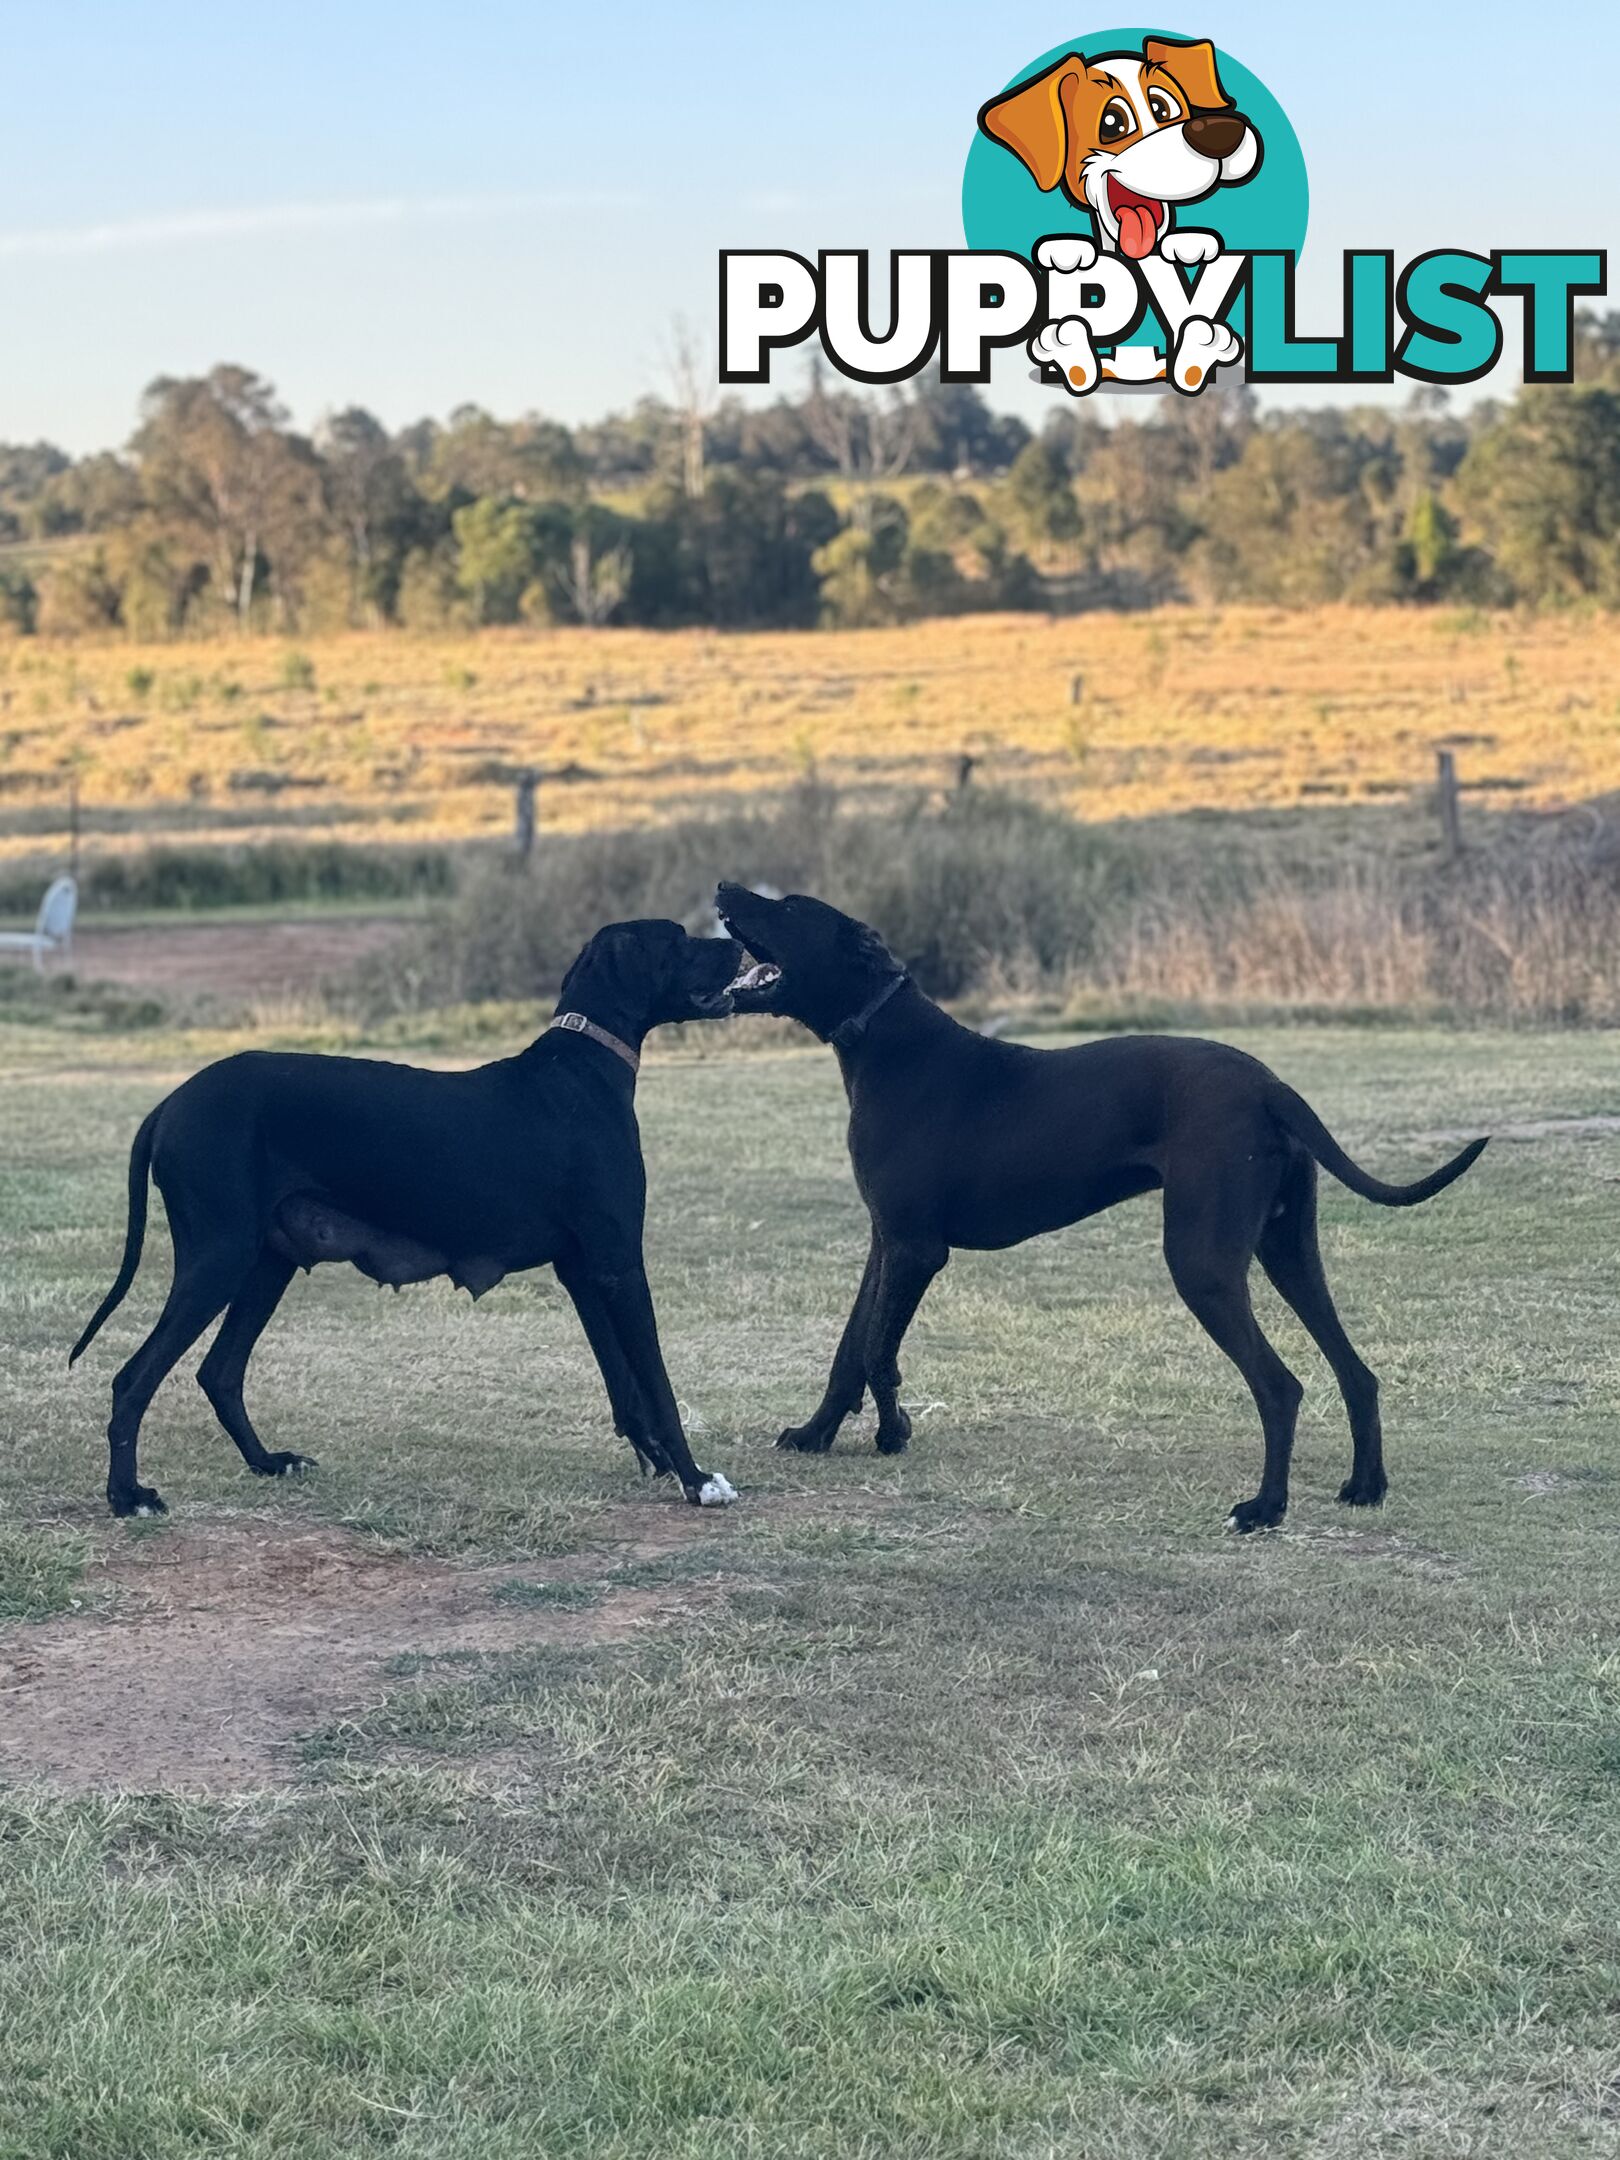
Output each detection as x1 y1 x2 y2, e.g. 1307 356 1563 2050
1034 234 1098 275
1171 315 1242 393
1030 315 1100 396
1159 228 1223 267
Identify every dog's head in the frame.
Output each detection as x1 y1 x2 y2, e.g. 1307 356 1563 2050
978 36 1261 258
715 884 903 1043
557 919 750 1034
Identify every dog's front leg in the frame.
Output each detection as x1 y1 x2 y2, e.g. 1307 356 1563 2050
588 1261 736 1507
861 1237 948 1455
556 1258 668 1477
778 1226 880 1453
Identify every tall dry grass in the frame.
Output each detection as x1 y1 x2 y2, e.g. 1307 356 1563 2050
355 786 1620 1027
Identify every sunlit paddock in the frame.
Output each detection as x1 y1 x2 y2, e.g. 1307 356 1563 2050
3 606 1619 870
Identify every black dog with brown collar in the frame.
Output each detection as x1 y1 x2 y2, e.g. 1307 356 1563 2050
72 920 752 1517
717 882 1487 1532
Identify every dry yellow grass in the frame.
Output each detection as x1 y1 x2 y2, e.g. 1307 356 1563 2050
3 605 1618 862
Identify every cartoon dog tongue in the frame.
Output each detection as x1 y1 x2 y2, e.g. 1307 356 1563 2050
1116 199 1160 259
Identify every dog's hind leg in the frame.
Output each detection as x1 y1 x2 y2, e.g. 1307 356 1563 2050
1163 1181 1302 1533
555 1257 667 1478
862 1236 947 1455
1258 1151 1386 1509
106 1235 258 1516
197 1249 316 1482
778 1226 880 1454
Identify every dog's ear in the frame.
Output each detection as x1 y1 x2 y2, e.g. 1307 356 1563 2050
1143 35 1232 112
978 55 1086 193
849 919 901 976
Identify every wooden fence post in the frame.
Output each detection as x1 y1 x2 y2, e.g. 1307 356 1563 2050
1069 673 1085 706
955 752 977 792
1435 749 1462 861
514 769 539 860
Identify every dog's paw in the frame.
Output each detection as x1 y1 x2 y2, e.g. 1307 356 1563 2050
1171 315 1242 394
1159 227 1222 266
1035 233 1097 275
253 1450 318 1479
1225 1495 1286 1534
776 1422 835 1453
1337 1471 1389 1508
1029 315 1100 396
109 1483 167 1519
875 1406 913 1456
695 1471 737 1508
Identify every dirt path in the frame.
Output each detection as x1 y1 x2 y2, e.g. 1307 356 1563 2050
0 1513 727 1794
67 915 410 1004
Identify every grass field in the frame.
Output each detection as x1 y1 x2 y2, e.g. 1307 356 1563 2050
3 1015 1620 2154
5 606 1620 873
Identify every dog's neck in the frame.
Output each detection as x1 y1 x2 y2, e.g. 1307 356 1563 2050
546 1010 642 1074
829 975 954 1082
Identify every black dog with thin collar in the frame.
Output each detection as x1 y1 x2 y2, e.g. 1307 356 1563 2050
73 920 745 1517
717 882 1487 1533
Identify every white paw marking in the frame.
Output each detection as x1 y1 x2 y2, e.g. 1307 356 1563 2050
1029 314 1099 396
698 1473 737 1508
1159 228 1221 266
1172 315 1242 393
134 1504 155 1518
1035 234 1097 274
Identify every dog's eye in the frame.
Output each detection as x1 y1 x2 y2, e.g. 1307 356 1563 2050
1146 88 1181 124
1098 98 1135 143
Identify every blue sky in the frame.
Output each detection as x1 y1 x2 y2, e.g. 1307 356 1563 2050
3 0 1614 452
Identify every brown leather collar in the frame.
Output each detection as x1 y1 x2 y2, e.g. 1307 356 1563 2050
549 1011 640 1073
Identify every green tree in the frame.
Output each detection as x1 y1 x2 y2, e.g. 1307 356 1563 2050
316 407 417 623
1459 387 1620 605
131 366 322 626
1004 440 1083 559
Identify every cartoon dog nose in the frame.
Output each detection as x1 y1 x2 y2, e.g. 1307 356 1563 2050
1184 110 1247 160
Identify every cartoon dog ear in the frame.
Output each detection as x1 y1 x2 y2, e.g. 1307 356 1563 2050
1142 35 1232 112
978 54 1086 194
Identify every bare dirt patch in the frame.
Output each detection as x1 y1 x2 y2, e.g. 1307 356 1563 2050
69 915 408 1005
0 1516 722 1795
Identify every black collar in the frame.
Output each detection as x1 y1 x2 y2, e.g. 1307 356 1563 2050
830 973 907 1050
549 1011 640 1073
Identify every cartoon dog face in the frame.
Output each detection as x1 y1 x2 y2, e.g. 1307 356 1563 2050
978 36 1261 260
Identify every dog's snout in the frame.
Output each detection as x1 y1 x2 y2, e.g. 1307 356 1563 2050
1184 110 1246 160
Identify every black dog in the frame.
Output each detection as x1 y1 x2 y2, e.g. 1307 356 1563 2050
72 920 753 1518
716 884 1486 1531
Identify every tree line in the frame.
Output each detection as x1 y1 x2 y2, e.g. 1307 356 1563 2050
3 314 1620 636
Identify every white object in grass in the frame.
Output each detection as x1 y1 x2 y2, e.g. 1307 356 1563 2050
0 874 76 975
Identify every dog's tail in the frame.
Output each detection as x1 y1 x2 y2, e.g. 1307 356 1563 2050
1269 1085 1487 1207
69 1106 160 1364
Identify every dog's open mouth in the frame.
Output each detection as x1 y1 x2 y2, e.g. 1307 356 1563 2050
727 957 782 998
1106 175 1166 261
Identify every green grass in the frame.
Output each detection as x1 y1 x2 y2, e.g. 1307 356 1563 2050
3 1020 1620 2154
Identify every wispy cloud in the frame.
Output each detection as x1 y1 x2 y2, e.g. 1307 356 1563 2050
0 192 647 261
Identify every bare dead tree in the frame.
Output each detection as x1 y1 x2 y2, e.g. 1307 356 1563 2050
666 316 714 501
559 532 632 626
803 358 918 531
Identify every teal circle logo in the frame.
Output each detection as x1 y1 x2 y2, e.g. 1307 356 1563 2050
963 29 1308 347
